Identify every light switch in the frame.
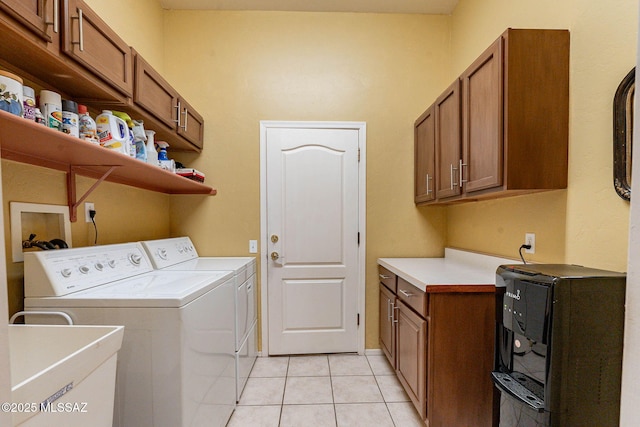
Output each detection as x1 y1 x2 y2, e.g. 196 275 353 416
249 240 258 254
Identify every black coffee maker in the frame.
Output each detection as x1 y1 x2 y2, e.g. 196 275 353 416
493 264 626 427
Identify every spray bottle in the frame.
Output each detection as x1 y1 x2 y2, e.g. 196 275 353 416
156 141 175 172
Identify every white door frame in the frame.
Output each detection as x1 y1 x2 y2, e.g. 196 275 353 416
260 121 366 356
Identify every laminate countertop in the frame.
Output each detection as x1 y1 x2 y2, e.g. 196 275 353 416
378 248 517 293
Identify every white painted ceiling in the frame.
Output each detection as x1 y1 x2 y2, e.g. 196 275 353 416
159 0 459 15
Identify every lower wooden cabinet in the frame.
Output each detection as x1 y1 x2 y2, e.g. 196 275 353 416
379 283 396 367
396 299 427 419
378 264 496 427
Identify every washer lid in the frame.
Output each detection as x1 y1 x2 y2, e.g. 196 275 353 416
24 270 234 308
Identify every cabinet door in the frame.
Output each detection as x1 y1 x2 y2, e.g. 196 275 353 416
435 79 461 200
177 96 204 150
62 0 132 96
396 300 427 420
134 52 180 129
461 38 504 193
415 105 435 204
379 283 396 368
0 0 56 43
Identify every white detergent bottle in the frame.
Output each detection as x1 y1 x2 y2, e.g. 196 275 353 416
96 110 128 154
145 130 159 166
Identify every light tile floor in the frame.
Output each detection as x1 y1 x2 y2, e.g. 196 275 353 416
227 354 425 427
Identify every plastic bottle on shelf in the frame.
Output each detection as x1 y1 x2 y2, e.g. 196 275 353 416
78 104 99 144
96 110 128 154
145 130 159 167
157 141 176 172
34 108 46 126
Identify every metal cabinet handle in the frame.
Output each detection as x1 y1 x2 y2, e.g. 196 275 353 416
181 107 188 131
71 8 84 51
387 299 392 321
45 0 59 33
379 274 391 280
174 101 181 124
459 159 467 187
426 174 432 195
450 163 459 189
393 305 399 324
399 289 414 298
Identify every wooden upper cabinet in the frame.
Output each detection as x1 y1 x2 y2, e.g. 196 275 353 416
461 38 504 193
435 79 461 200
177 96 204 150
415 105 436 203
0 0 57 44
501 29 569 191
415 28 569 205
134 52 205 150
62 0 132 97
134 52 180 128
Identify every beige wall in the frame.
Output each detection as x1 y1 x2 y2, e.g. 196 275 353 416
2 0 170 317
162 11 450 349
447 0 637 271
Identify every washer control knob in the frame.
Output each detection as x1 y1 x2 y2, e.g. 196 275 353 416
61 268 72 278
108 260 116 268
95 262 104 271
158 249 168 260
79 265 90 274
129 253 142 265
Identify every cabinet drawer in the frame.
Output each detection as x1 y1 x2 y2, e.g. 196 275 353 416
397 277 427 318
378 265 396 293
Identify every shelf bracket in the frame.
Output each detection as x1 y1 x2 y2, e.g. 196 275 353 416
67 165 120 222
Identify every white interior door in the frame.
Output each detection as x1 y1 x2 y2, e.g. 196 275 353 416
262 123 364 355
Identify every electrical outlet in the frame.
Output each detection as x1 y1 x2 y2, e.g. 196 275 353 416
85 202 95 223
525 233 535 254
249 240 258 254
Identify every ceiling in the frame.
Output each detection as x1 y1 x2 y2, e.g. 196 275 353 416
158 0 459 15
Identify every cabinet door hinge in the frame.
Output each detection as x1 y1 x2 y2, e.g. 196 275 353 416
357 313 360 326
358 147 361 162
357 232 360 246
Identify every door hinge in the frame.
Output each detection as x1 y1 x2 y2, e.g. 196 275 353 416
357 147 361 162
357 313 360 326
357 232 360 245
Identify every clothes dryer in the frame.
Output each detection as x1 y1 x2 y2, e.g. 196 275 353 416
141 237 258 401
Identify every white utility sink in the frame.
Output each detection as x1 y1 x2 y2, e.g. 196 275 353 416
8 324 124 427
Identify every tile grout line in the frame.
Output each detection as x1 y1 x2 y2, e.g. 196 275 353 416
367 354 400 427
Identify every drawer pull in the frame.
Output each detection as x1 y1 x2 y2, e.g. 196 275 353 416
379 274 392 280
399 289 414 298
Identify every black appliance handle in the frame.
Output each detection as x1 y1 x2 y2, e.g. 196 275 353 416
491 372 545 413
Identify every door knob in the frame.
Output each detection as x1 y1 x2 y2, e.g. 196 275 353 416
271 234 279 243
271 251 280 261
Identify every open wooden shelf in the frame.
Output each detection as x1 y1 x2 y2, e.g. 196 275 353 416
0 110 215 220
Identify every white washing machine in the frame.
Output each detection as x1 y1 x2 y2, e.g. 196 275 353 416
23 242 236 427
141 237 258 401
